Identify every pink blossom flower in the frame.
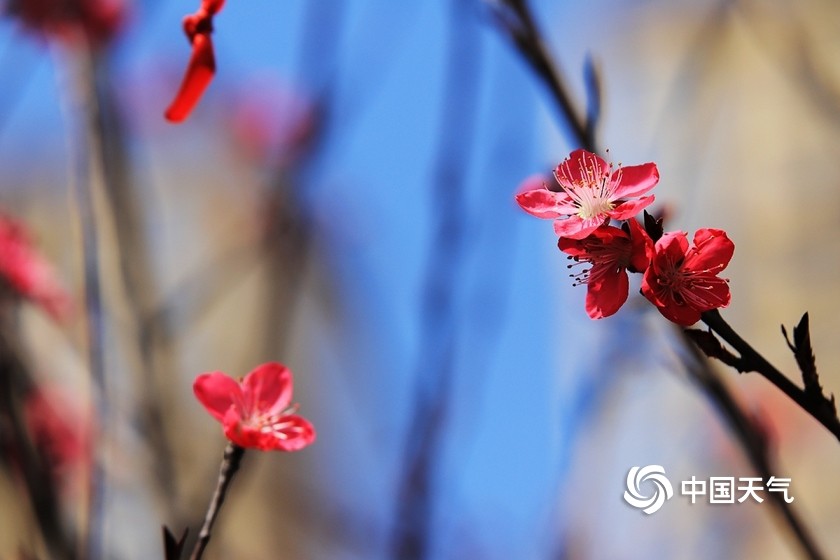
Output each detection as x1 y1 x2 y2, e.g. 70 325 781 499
559 219 652 319
516 149 659 240
193 362 315 452
0 213 73 322
164 0 225 123
641 228 734 325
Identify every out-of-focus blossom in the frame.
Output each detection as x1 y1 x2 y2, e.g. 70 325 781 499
516 149 658 240
5 0 125 47
228 78 318 168
0 213 73 322
559 219 652 319
193 362 316 452
164 0 226 123
24 387 91 488
641 228 734 325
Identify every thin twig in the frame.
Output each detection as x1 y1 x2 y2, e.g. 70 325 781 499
88 49 183 521
255 0 345 362
54 41 110 560
189 443 245 560
389 1 483 557
781 313 826 402
680 329 825 560
488 0 595 151
701 310 840 442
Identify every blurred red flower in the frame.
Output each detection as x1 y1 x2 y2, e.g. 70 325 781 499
193 362 316 452
516 149 658 240
559 219 652 319
6 0 125 46
641 228 734 325
0 213 73 322
164 0 226 123
228 79 317 167
25 387 91 487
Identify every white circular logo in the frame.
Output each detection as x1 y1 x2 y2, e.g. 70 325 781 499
623 465 674 514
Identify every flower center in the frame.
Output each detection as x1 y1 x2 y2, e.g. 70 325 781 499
566 238 631 286
246 404 300 439
556 152 617 220
659 266 728 309
259 417 303 440
576 195 614 220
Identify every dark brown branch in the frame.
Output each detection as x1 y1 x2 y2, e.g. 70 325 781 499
582 54 602 144
700 310 840 442
781 313 832 407
189 443 245 560
488 0 597 151
162 526 189 560
685 328 746 371
680 330 826 560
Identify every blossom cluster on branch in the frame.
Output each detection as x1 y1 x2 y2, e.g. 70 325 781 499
517 149 734 325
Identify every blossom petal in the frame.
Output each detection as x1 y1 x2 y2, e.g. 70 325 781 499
652 231 689 274
626 218 653 273
608 195 655 220
242 362 293 416
256 415 316 452
221 408 260 448
694 276 732 311
640 267 666 307
642 228 732 325
554 149 609 187
611 163 659 199
515 173 548 195
515 189 576 219
656 298 702 326
193 372 242 422
685 228 734 273
165 33 216 123
585 266 629 319
554 215 607 239
222 410 315 452
557 224 621 258
640 270 700 325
